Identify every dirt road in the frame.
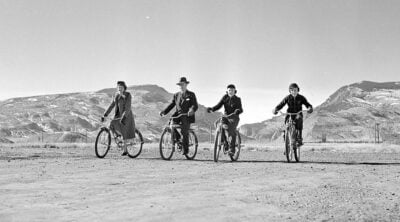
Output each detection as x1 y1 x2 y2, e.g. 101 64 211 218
1 144 400 221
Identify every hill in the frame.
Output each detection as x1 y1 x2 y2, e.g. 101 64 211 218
240 81 400 143
0 85 221 143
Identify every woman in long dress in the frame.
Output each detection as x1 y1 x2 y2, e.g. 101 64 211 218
102 81 135 156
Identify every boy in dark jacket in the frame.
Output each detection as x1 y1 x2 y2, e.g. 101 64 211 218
273 83 313 146
207 84 243 155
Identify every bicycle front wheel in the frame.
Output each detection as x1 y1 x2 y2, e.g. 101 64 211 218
229 131 241 162
127 129 144 158
95 128 111 158
213 131 222 162
185 130 198 160
285 126 296 163
159 128 174 160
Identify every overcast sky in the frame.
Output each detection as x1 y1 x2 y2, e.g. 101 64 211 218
1 0 400 123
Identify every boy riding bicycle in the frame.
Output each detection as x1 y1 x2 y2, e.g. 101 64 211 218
273 83 313 146
207 84 243 155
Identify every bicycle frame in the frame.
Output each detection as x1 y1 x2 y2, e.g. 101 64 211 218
159 113 198 160
278 111 307 162
99 117 124 147
215 110 240 152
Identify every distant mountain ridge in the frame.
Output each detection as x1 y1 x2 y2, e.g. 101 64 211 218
240 81 400 143
0 84 221 143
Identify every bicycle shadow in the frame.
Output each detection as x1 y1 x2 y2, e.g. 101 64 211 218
237 160 400 166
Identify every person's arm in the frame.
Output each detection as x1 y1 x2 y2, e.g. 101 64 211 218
302 95 313 113
162 94 176 115
274 96 288 112
188 93 198 116
104 96 116 117
235 97 243 115
121 93 132 120
302 96 312 109
211 95 225 112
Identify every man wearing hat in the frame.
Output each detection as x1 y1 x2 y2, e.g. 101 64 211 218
207 84 243 155
160 77 198 155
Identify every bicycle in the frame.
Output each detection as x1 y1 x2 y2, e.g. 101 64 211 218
159 113 198 160
279 110 307 163
213 111 242 162
95 117 144 158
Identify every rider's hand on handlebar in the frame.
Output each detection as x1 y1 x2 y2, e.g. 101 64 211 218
188 110 195 116
101 116 105 122
159 111 164 117
307 107 313 114
234 109 240 115
206 107 213 113
272 109 278 115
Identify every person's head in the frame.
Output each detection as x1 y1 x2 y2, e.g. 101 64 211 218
226 84 237 97
177 77 190 92
289 83 299 97
117 81 127 93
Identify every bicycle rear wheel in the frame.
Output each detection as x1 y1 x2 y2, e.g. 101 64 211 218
185 130 198 160
126 129 144 158
159 128 174 160
213 131 222 162
95 128 111 158
229 131 241 161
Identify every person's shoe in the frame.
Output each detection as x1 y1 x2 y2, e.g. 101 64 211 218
228 150 235 156
297 138 304 146
121 151 128 156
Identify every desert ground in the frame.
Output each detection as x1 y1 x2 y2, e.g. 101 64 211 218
1 142 400 222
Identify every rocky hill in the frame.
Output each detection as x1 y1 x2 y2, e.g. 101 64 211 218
240 81 400 143
0 85 221 143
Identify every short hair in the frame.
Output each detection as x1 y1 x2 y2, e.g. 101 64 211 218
117 81 127 90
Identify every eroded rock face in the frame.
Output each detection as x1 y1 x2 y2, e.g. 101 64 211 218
0 84 221 143
240 81 400 143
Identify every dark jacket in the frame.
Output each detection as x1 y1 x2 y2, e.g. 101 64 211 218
275 94 312 115
211 94 243 118
163 90 198 123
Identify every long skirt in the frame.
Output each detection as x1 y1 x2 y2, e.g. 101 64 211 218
110 114 135 139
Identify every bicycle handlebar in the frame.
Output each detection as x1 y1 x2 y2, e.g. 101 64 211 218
219 109 241 118
279 110 308 116
170 113 188 119
99 116 122 123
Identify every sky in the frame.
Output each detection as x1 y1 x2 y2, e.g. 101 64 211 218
1 0 400 124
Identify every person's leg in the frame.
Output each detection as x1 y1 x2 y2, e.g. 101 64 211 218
110 119 128 155
131 116 136 139
227 118 239 154
180 116 190 155
296 117 304 145
221 117 229 148
283 115 290 140
171 119 180 144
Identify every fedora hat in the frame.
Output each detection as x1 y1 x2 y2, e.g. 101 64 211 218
177 77 190 85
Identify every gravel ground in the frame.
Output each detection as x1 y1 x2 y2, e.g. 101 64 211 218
1 143 400 221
